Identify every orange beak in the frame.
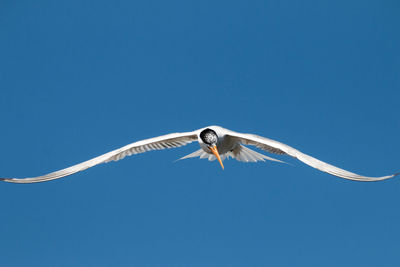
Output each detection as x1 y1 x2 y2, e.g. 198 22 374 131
209 145 224 170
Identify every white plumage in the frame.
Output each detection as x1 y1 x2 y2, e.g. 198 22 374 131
0 125 398 183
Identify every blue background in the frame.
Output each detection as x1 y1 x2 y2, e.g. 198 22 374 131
1 0 399 266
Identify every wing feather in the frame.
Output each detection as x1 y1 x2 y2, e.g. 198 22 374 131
232 145 286 163
1 131 198 183
226 130 398 181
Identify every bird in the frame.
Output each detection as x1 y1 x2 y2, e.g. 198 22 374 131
0 125 398 183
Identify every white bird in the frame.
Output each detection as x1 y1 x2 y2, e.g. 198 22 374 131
1 125 398 183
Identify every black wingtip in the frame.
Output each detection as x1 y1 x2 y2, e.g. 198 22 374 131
0 178 21 183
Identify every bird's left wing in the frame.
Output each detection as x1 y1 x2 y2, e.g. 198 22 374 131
225 130 398 181
0 131 198 183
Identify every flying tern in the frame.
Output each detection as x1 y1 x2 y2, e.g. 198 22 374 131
0 125 398 183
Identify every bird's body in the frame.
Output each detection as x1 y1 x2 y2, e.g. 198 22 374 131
184 126 284 164
1 125 398 183
198 126 235 157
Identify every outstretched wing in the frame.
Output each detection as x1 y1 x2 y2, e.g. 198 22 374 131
1 131 198 183
225 130 398 181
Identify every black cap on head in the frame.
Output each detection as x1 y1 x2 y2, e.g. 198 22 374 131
200 128 218 145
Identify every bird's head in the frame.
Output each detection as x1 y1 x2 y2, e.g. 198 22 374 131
200 128 224 169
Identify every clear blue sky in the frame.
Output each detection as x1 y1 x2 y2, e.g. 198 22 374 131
1 0 399 266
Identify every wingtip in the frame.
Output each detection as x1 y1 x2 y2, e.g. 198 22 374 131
0 178 14 183
363 172 399 182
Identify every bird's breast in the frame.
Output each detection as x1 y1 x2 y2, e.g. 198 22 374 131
199 136 238 155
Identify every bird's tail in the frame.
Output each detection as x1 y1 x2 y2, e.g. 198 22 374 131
176 149 220 162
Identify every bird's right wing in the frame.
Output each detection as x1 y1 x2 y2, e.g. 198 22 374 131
226 130 398 181
1 131 198 184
